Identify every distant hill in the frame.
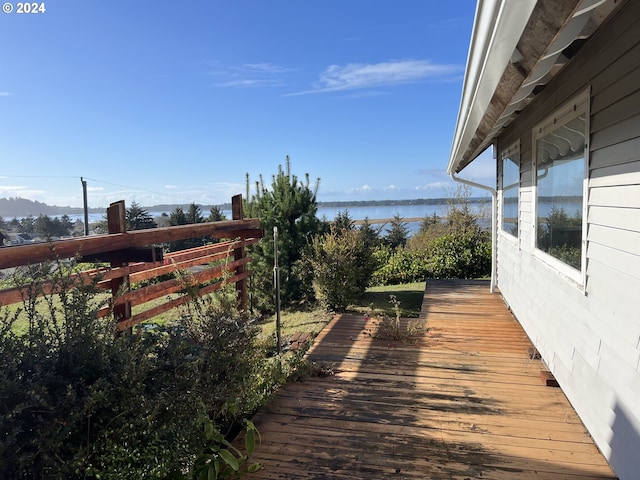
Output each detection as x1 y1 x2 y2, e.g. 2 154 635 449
0 197 104 218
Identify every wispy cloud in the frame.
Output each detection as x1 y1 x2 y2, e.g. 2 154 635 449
0 92 11 97
209 62 294 88
287 59 460 96
351 184 373 194
415 182 451 191
0 184 27 191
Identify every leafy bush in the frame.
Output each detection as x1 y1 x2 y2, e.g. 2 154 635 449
370 246 431 286
426 231 491 279
0 263 285 479
307 228 376 311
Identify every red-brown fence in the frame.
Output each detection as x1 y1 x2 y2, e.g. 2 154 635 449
0 194 264 330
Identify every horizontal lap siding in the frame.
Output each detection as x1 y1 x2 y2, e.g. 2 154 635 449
496 2 640 478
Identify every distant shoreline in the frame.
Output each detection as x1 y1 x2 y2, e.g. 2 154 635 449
0 196 491 218
1 195 581 218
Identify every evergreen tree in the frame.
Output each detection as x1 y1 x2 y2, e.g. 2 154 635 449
207 205 226 222
186 203 204 225
333 209 355 233
168 207 188 226
165 204 208 251
419 212 441 233
385 214 409 250
126 201 157 230
9 218 20 231
59 215 75 235
244 156 320 311
358 217 381 249
19 215 35 234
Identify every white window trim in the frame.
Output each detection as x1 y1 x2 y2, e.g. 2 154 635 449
531 87 590 288
499 140 520 246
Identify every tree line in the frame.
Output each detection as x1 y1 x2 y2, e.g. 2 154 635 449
99 157 490 312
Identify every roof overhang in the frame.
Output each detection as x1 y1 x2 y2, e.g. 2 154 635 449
447 0 623 174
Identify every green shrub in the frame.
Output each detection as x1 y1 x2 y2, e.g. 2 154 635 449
371 247 431 286
307 228 375 311
426 231 491 279
0 263 281 479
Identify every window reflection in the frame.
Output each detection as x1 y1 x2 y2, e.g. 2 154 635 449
535 115 585 270
501 149 519 237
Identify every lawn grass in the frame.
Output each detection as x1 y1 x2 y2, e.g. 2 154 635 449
256 281 426 342
350 281 425 318
3 281 427 342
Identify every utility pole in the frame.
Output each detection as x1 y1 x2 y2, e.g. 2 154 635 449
81 177 89 236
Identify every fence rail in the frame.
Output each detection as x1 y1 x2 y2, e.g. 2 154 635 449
0 194 264 330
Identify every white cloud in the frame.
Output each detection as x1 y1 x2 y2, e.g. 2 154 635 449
287 59 460 96
0 92 10 96
0 185 48 202
209 62 294 88
0 184 28 191
415 182 451 191
354 184 373 193
384 184 399 191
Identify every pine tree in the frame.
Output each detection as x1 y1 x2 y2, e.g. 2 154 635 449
186 203 204 225
358 217 381 249
244 156 320 311
333 209 355 233
385 214 409 250
166 205 206 251
207 206 226 222
126 201 157 230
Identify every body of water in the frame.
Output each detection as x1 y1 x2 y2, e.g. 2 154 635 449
20 200 580 238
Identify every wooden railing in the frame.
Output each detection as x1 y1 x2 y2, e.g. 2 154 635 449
0 194 264 331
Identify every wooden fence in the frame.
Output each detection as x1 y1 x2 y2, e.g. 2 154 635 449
0 194 264 331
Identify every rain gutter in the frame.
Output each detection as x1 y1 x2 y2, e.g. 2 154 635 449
449 167 497 293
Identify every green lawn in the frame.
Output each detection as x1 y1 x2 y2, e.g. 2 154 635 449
256 281 426 342
3 282 427 343
350 281 425 318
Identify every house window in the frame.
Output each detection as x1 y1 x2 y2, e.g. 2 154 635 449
500 142 520 237
533 90 589 275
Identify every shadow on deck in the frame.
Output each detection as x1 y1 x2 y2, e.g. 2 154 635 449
240 279 617 479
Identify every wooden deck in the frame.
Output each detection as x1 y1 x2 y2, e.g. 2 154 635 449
241 279 617 479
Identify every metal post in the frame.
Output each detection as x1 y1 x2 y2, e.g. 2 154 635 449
273 226 282 354
81 177 89 236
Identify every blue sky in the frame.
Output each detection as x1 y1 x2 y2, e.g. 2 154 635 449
0 1 493 209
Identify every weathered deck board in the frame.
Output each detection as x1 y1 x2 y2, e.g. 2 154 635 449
240 279 617 479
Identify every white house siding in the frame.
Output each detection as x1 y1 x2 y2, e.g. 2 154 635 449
495 1 640 478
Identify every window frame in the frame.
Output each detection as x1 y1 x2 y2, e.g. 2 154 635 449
531 88 590 287
499 140 520 242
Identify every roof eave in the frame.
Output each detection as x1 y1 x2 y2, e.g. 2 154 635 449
447 0 537 174
447 0 623 174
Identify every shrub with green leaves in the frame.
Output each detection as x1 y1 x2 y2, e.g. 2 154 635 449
426 231 491 279
306 228 376 311
0 262 281 479
371 246 431 286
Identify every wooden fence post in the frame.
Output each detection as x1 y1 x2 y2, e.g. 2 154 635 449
107 200 132 332
232 194 247 312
